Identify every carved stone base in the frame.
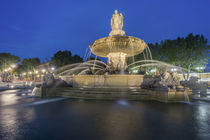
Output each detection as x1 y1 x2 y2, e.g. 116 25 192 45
109 29 125 36
107 52 127 71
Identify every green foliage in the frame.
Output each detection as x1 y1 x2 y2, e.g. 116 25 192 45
0 53 20 72
133 33 210 71
17 58 41 73
51 50 83 67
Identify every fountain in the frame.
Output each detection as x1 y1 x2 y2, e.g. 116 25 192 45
36 10 192 102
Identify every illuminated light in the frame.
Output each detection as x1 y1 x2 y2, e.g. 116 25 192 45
151 69 156 72
42 69 46 73
51 67 55 71
23 73 26 75
10 85 14 88
28 72 32 74
132 70 138 73
171 68 177 72
196 67 205 70
4 69 8 72
35 70 39 74
11 64 16 68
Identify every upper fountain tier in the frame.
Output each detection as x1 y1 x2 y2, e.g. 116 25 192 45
89 10 147 58
90 36 147 57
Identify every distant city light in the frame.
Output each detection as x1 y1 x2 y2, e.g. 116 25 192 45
51 67 55 71
171 68 177 72
196 67 205 70
42 69 46 73
11 64 16 68
132 70 138 73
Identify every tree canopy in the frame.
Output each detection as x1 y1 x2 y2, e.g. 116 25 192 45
15 58 41 73
51 50 83 67
22 58 41 71
131 33 210 71
0 53 20 72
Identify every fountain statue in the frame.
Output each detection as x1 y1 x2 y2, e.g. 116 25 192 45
90 10 147 72
109 10 125 36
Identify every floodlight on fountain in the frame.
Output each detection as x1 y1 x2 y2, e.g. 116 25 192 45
89 10 147 71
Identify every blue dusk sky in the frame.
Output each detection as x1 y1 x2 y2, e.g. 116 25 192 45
0 0 210 62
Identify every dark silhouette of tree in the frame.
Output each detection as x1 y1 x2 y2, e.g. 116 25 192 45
0 53 20 72
20 58 41 72
51 50 83 67
132 33 210 72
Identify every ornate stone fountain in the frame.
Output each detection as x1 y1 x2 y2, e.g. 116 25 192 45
36 10 192 103
90 10 147 71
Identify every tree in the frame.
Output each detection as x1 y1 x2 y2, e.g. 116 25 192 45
132 33 210 72
21 58 41 72
51 50 83 67
0 53 20 72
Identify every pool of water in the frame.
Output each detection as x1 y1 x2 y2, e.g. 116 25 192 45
0 89 210 140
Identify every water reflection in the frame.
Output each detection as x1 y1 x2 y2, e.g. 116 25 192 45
116 100 130 106
195 102 210 139
0 90 210 140
0 107 35 140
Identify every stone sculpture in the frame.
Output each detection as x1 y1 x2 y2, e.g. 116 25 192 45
109 10 125 36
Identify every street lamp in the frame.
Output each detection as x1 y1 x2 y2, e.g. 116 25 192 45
42 69 46 73
51 67 55 71
11 64 16 68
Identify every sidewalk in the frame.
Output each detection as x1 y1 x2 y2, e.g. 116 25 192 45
0 81 41 91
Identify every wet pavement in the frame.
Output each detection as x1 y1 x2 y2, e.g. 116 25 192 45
0 89 210 140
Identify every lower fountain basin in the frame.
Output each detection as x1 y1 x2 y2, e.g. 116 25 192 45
60 74 144 87
54 74 193 102
54 86 192 103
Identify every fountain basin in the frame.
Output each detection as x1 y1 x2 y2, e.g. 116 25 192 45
55 75 193 102
60 74 144 87
54 86 192 103
89 36 147 57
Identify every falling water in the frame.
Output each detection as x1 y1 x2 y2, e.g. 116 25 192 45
183 90 190 102
83 47 89 61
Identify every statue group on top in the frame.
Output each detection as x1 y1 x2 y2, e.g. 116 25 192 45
109 10 125 36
